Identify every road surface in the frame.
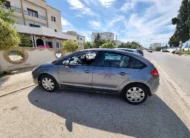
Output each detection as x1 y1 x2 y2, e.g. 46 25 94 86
145 51 190 96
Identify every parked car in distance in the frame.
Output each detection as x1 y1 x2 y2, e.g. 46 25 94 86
32 49 159 105
115 48 142 56
162 49 169 52
148 49 153 53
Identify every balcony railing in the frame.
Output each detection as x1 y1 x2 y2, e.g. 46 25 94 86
24 10 46 20
2 6 22 13
2 6 46 21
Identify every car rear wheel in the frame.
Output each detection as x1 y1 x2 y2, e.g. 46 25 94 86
122 84 148 105
40 74 57 92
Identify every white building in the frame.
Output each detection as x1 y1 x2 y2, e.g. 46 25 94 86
150 43 161 50
92 32 114 42
66 31 85 47
2 0 78 48
114 40 123 47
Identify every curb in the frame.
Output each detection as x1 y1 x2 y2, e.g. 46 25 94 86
0 84 35 98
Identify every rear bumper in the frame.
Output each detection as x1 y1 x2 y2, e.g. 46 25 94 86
148 77 160 95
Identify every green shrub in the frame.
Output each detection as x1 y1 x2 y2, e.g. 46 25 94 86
101 42 116 49
0 19 20 50
63 40 78 52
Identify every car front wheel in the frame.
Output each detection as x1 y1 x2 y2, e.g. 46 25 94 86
123 84 148 105
40 74 57 92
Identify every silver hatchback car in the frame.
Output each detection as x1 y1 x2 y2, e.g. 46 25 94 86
32 49 159 105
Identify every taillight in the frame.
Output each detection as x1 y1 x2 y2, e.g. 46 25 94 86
151 68 159 77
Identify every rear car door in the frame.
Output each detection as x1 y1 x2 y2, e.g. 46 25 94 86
92 51 131 91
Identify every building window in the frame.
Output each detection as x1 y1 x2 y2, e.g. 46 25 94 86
29 24 40 28
51 16 56 22
27 8 38 18
80 38 82 40
3 0 11 9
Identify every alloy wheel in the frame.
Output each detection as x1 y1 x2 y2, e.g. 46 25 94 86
41 77 55 91
126 87 145 103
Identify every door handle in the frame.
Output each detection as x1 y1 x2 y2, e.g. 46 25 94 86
84 70 90 73
119 72 126 76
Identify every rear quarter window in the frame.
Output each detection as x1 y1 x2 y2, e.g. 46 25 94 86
129 57 146 69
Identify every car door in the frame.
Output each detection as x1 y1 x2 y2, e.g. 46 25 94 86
92 51 131 91
57 51 97 88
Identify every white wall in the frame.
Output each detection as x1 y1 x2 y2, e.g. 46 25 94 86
47 6 62 32
0 48 57 72
9 0 22 8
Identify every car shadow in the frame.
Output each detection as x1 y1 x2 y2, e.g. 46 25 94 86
28 87 190 138
0 76 9 86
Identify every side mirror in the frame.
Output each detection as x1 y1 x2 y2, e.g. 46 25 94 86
63 61 70 67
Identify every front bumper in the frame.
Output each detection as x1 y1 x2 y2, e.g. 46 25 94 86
32 71 39 85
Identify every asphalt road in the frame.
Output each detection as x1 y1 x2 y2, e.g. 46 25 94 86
145 51 190 96
0 52 190 138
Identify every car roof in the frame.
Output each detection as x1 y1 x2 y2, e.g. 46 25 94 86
55 48 151 67
115 48 137 51
80 48 140 58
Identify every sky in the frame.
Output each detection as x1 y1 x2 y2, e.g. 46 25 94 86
46 0 182 48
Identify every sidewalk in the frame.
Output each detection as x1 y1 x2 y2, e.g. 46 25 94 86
0 68 35 97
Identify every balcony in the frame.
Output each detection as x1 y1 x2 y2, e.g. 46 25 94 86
3 6 22 13
24 10 46 20
14 24 77 40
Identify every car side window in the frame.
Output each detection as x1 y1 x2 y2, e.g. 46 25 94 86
62 52 97 66
128 57 146 69
96 52 130 68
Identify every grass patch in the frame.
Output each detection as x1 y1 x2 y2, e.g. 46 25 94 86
184 50 190 55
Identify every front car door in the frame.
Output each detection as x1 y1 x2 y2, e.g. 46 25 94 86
92 51 131 91
57 51 98 88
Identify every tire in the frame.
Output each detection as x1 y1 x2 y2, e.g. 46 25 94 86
39 74 58 92
122 84 148 105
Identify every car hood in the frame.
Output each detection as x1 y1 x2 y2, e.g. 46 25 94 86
39 63 54 68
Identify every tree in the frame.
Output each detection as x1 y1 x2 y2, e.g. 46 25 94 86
101 42 116 49
118 41 141 49
155 47 161 51
131 41 141 49
93 33 107 48
62 40 78 52
19 34 32 47
169 35 180 47
0 19 20 50
0 1 15 24
171 0 190 43
84 41 92 49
